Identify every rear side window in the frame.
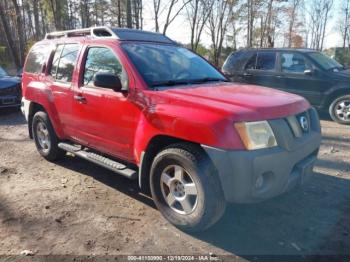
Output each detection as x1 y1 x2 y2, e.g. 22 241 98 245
223 52 241 71
245 53 257 70
256 52 276 71
24 45 49 74
50 44 79 83
224 51 256 72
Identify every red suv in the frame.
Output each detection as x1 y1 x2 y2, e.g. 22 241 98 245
21 27 321 232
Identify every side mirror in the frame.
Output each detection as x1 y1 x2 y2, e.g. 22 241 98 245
93 72 122 92
304 69 313 75
16 69 23 78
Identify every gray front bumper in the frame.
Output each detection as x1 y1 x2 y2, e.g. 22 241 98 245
202 108 322 203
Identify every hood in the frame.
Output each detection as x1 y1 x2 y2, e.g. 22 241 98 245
157 82 310 122
332 69 350 81
0 76 21 89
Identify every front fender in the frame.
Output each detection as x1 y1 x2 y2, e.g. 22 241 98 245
321 85 350 109
133 103 245 164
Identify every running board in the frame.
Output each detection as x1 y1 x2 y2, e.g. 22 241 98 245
58 142 137 180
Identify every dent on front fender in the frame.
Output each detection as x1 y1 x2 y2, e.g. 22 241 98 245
132 104 245 164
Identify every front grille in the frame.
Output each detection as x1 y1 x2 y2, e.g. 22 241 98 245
268 107 320 151
0 85 19 96
285 110 311 138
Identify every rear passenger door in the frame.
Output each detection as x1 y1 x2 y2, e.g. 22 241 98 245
243 51 282 88
47 43 80 137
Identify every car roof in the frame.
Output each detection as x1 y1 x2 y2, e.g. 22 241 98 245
37 26 176 45
235 48 317 53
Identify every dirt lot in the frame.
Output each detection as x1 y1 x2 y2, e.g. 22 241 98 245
0 108 349 260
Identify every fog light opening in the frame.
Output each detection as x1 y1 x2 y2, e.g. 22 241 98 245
255 175 264 189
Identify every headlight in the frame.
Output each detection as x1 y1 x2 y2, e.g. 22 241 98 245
234 121 277 150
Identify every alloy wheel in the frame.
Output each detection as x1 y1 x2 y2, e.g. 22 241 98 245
36 121 51 153
335 99 350 122
160 165 198 215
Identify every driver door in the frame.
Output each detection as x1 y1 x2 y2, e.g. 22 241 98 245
278 52 328 106
72 45 139 162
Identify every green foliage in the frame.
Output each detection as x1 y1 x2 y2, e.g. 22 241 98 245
324 47 350 68
195 44 210 58
42 0 69 29
25 39 37 56
0 45 10 67
335 49 350 68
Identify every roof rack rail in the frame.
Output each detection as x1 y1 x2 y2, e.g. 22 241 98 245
45 26 118 40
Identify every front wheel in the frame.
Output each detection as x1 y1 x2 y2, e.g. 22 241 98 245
329 95 350 124
150 143 226 232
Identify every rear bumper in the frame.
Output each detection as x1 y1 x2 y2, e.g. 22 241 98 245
202 108 322 203
21 97 30 121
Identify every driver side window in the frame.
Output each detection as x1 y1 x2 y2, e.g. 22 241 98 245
83 47 128 88
281 53 311 74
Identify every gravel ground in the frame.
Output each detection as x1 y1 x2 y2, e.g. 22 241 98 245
0 108 349 261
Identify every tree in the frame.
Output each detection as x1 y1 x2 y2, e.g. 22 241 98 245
339 0 350 49
11 0 25 65
286 0 300 48
127 0 132 28
152 0 191 35
185 0 213 52
0 0 21 68
308 0 334 50
42 0 69 30
208 0 235 66
32 0 41 39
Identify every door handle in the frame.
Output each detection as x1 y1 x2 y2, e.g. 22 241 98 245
243 72 253 77
74 95 86 103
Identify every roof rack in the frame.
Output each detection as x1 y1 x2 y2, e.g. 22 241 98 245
45 26 117 40
45 26 176 45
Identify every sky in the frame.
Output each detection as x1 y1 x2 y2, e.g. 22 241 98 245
141 0 344 49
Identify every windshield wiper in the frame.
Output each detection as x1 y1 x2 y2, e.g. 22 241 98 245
151 79 193 87
150 77 228 88
191 77 229 84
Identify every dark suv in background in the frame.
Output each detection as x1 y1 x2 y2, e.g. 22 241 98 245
0 66 21 109
222 49 350 124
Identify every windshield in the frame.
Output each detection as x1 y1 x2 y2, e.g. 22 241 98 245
0 66 8 77
122 43 227 88
308 52 344 72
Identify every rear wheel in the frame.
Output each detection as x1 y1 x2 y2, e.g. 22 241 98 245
329 95 350 125
32 111 65 161
150 143 226 232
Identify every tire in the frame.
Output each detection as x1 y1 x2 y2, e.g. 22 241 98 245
32 111 65 161
150 143 226 232
329 95 350 125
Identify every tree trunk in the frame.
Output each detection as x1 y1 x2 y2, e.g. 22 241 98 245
33 0 41 39
117 0 122 27
153 0 160 32
126 0 132 28
0 1 21 68
11 0 25 65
